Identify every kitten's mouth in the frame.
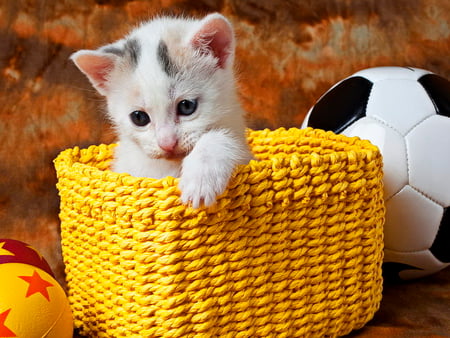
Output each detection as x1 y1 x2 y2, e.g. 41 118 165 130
156 150 188 160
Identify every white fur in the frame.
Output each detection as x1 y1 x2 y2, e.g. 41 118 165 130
71 13 253 208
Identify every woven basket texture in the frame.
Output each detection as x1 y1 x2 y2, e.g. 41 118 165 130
55 127 384 338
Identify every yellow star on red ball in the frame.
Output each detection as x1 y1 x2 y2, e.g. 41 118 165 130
0 309 16 337
18 270 54 302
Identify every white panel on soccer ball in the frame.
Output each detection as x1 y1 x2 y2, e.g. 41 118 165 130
301 107 312 128
407 115 450 207
384 248 449 280
366 79 436 135
343 117 407 200
384 185 443 252
353 67 431 82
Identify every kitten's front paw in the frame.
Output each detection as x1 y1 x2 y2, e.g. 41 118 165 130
178 164 230 208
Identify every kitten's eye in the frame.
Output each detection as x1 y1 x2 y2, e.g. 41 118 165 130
130 110 150 126
177 99 198 116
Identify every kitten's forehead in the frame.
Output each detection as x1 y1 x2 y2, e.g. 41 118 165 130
102 18 195 72
133 18 200 67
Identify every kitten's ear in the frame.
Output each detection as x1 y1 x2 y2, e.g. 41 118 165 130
190 13 235 69
70 50 118 96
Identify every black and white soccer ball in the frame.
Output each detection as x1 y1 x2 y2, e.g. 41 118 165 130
302 66 450 280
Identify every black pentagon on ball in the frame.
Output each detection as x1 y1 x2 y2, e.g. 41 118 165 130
382 262 422 283
430 207 450 263
418 74 450 118
306 76 373 134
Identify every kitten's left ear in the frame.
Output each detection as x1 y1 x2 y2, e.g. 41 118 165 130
190 13 235 69
70 50 118 96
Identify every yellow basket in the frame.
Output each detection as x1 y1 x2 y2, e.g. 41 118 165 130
55 127 384 338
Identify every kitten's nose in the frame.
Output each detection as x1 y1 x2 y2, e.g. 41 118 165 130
158 137 178 153
157 125 178 153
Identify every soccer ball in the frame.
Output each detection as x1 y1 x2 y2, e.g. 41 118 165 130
302 66 450 280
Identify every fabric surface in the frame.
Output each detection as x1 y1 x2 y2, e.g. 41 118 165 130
351 268 450 337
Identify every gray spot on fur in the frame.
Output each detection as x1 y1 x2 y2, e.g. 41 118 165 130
125 38 140 67
157 40 178 77
102 45 124 57
101 38 141 67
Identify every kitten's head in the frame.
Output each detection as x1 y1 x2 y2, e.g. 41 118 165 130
71 13 244 160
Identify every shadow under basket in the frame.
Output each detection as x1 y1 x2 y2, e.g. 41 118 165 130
55 127 384 338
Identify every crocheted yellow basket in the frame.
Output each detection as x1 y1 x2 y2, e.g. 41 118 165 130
55 127 384 338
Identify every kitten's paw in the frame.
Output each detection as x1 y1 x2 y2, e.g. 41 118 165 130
178 129 251 208
179 165 230 208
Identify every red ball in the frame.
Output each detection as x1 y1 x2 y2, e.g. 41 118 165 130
0 239 73 337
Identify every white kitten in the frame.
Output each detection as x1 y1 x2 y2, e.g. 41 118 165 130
71 13 253 208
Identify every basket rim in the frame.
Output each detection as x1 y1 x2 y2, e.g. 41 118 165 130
54 127 381 187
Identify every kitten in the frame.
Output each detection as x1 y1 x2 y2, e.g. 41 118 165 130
71 13 253 208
